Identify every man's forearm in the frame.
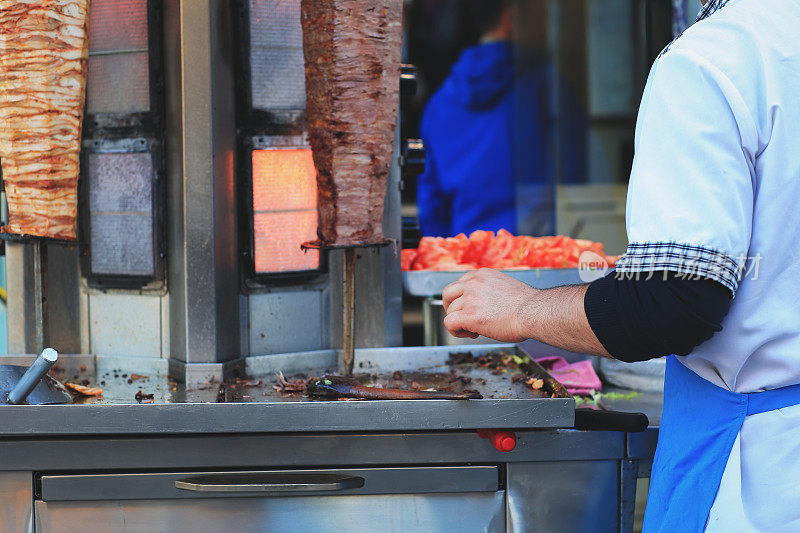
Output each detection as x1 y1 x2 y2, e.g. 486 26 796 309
518 284 610 357
442 268 731 362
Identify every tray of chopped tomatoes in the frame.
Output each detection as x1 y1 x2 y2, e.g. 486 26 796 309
401 229 618 297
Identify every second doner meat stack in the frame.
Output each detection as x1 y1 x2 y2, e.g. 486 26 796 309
301 0 402 246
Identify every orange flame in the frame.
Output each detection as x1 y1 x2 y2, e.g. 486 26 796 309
252 149 319 273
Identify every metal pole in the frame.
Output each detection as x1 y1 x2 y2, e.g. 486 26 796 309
7 348 58 405
32 241 48 354
341 248 356 375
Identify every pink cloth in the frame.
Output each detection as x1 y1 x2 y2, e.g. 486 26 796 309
535 356 602 396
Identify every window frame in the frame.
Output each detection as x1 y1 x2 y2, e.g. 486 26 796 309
234 0 327 293
80 0 167 290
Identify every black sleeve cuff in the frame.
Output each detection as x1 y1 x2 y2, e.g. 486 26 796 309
584 271 732 363
584 273 638 361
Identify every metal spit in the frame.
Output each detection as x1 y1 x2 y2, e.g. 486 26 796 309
303 241 392 375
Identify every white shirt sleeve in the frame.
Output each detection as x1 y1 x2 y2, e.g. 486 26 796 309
617 47 759 295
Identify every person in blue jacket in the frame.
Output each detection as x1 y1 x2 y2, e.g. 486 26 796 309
417 0 585 238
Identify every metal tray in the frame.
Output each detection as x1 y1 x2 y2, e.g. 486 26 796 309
0 345 575 436
403 269 584 297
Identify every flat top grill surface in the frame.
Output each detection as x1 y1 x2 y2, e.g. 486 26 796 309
48 347 568 405
0 345 582 436
0 344 662 436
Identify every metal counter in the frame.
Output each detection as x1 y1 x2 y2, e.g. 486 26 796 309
0 343 662 533
0 429 644 533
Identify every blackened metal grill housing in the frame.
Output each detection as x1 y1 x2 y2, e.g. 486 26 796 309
80 0 167 289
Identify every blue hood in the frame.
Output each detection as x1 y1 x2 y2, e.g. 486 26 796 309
441 41 515 110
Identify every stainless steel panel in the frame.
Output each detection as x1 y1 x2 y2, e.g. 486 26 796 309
88 293 162 358
245 349 337 377
507 461 619 533
598 357 665 393
167 0 240 366
627 428 659 462
40 467 498 501
0 472 33 533
620 459 639 533
0 354 94 377
248 290 328 355
330 248 393 350
424 298 503 346
6 243 36 354
0 397 571 436
35 492 505 533
6 243 82 355
0 431 626 472
45 246 82 355
163 0 185 363
382 120 403 347
167 358 245 388
95 354 169 378
404 268 585 297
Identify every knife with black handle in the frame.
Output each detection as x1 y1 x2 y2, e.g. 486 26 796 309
574 408 649 433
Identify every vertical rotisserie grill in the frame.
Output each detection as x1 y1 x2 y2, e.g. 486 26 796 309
0 0 90 241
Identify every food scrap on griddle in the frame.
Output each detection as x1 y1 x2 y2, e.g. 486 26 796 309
526 377 544 390
447 351 560 396
447 351 531 374
273 372 310 394
135 390 155 403
65 383 103 397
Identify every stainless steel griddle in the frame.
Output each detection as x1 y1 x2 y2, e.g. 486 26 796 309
0 344 575 436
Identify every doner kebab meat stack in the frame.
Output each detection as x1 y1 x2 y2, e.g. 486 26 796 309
0 0 90 241
301 0 402 246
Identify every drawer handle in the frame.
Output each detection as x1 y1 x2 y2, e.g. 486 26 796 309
174 473 365 493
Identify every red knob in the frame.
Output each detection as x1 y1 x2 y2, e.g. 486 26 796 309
477 429 517 452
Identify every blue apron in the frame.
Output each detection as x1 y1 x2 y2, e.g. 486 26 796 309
643 355 800 532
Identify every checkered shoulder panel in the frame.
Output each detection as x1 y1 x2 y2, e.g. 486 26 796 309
615 242 742 294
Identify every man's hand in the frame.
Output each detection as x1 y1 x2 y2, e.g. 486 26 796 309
441 268 611 357
442 268 537 342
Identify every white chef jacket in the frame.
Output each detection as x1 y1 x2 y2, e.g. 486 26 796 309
615 0 800 529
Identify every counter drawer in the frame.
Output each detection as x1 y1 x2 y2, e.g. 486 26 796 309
35 466 504 533
38 466 499 501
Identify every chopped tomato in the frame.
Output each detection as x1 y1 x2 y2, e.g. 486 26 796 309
481 229 515 266
400 231 613 272
400 249 418 271
462 230 494 265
